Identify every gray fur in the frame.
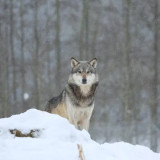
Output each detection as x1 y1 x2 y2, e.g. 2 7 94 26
45 82 98 112
71 62 96 74
45 90 65 112
44 57 99 130
66 82 98 107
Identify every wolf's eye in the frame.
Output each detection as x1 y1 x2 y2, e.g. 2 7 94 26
87 71 91 74
78 70 82 74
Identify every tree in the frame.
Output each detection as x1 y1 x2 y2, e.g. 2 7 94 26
90 4 101 58
33 0 40 108
150 0 159 152
84 0 89 59
55 0 61 92
20 0 25 109
10 0 17 106
123 0 133 143
79 0 90 60
79 1 85 60
45 4 52 97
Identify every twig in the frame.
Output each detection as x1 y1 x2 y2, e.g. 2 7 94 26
10 129 40 138
77 144 86 160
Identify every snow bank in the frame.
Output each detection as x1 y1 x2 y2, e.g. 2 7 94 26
0 109 159 160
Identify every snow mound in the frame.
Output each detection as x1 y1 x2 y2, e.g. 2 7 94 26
0 109 159 160
0 109 90 143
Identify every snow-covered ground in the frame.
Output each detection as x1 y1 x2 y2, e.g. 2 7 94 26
0 109 159 160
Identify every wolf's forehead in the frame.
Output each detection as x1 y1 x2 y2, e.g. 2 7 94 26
79 62 89 69
71 62 95 73
73 63 88 72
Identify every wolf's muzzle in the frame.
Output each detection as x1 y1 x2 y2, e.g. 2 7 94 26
82 79 87 84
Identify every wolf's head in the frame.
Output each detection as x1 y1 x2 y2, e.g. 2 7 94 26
68 57 99 86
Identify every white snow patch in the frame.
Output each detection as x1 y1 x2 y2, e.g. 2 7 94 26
0 109 159 160
23 93 29 100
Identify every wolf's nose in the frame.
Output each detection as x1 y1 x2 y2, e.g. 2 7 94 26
82 79 87 84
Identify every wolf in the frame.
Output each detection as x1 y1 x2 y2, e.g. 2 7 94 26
45 57 99 131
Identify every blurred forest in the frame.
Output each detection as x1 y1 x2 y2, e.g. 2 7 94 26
0 0 159 152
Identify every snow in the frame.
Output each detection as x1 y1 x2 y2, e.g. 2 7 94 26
23 93 29 100
0 109 159 160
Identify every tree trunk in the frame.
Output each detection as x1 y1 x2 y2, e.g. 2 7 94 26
55 0 61 92
4 24 10 117
0 24 4 117
45 6 51 97
123 0 132 143
90 11 100 58
34 0 40 109
20 0 26 110
79 0 89 60
10 0 17 106
79 2 85 60
84 0 89 59
4 0 10 117
150 0 159 152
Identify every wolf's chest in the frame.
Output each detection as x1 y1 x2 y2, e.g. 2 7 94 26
66 96 94 119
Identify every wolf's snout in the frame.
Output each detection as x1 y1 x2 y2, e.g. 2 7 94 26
82 79 87 84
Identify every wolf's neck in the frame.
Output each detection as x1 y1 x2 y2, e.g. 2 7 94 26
79 85 91 96
67 82 98 98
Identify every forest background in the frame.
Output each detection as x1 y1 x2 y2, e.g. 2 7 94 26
0 0 159 152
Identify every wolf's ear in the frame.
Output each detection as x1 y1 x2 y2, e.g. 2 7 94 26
88 58 97 68
71 57 79 68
